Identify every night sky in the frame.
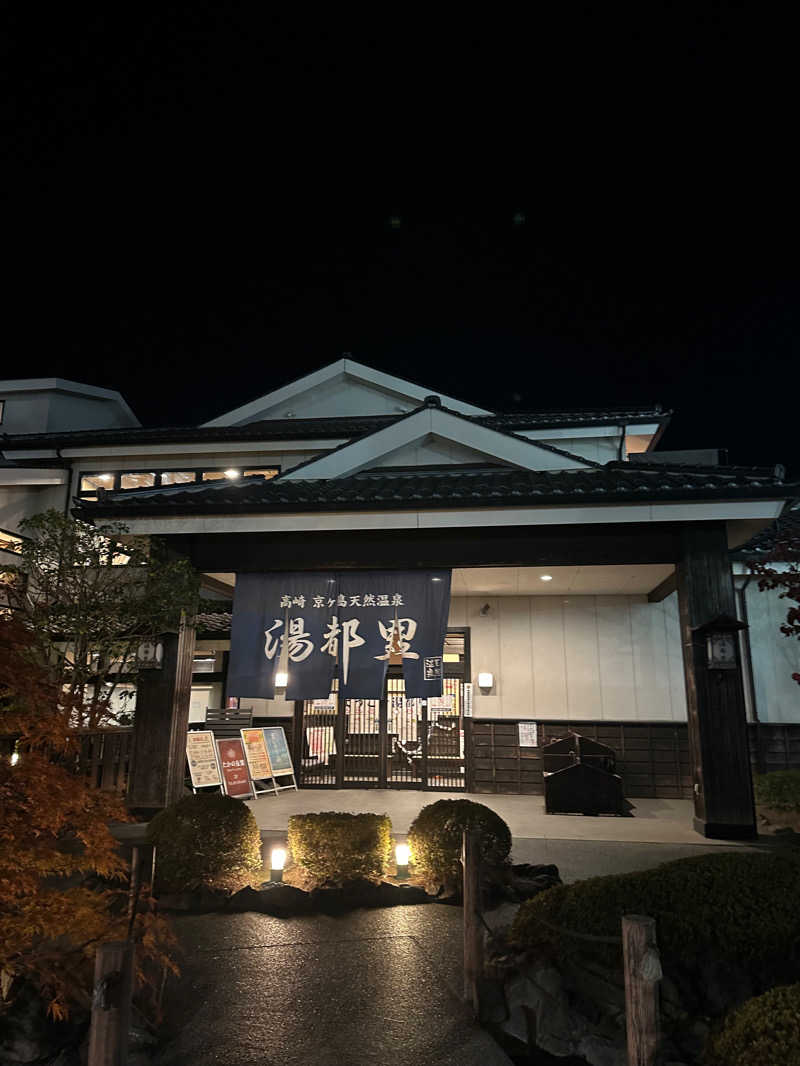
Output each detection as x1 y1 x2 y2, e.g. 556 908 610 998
4 7 798 472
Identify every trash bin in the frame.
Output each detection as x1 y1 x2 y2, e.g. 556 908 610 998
543 731 625 815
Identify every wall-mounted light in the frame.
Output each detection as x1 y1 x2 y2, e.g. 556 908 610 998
270 846 287 882
395 843 410 879
10 751 19 766
478 672 494 690
479 603 491 616
224 469 241 479
540 574 553 582
275 670 288 688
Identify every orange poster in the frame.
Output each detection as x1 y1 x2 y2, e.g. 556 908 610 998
241 727 272 780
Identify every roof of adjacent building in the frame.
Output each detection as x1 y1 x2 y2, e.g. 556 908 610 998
77 459 796 518
734 504 800 556
1 405 669 450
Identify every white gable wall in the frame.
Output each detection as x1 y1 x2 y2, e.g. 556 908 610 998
234 374 420 423
372 435 581 469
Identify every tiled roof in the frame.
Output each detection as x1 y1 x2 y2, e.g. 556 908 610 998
78 460 796 518
734 505 800 556
1 406 668 450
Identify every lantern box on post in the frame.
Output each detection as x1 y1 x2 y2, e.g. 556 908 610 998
692 614 747 671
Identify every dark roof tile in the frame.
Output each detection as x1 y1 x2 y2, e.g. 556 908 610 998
78 460 797 518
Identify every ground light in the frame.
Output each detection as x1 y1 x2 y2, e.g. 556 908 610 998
270 847 287 882
395 843 410 879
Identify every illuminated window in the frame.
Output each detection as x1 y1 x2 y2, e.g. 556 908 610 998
161 471 197 486
0 529 23 555
243 468 279 480
0 399 4 424
201 471 227 481
120 472 156 490
80 473 116 493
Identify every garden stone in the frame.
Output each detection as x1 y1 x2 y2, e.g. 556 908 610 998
228 884 312 916
309 879 431 914
157 886 229 913
576 1033 626 1066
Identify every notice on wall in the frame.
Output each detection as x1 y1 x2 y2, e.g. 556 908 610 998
310 696 337 714
263 726 295 777
463 683 473 718
518 722 538 747
241 727 273 781
427 694 454 711
185 730 222 789
216 737 252 798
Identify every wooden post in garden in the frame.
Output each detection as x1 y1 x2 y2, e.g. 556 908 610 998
88 940 135 1066
462 828 483 1017
622 914 661 1066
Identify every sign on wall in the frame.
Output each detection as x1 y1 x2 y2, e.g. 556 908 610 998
185 730 222 789
216 737 252 798
463 683 473 717
227 570 452 701
518 722 539 747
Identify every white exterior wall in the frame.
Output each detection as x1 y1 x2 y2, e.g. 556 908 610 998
449 592 686 722
0 484 69 533
744 582 800 723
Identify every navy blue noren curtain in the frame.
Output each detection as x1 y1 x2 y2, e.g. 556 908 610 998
227 570 452 701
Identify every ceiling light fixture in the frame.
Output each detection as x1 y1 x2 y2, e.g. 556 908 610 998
540 574 553 582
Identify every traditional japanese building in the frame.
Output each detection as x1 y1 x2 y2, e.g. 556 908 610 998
2 360 798 837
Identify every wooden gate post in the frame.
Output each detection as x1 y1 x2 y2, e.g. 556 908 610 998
88 940 135 1066
462 828 483 1017
622 914 661 1066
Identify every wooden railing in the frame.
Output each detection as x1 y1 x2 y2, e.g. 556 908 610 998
72 729 134 792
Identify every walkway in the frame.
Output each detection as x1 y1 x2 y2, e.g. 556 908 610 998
154 907 512 1066
247 789 743 846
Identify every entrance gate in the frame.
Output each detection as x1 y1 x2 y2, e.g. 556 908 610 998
298 630 469 791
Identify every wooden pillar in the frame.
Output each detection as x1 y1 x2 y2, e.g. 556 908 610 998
87 940 134 1066
127 615 196 813
462 828 483 1017
676 525 756 838
622 915 661 1066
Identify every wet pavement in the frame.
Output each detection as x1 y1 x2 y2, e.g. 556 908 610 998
155 906 513 1066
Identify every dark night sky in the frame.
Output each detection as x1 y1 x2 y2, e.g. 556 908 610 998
4 7 798 472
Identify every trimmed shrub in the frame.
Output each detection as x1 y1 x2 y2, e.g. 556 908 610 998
147 792 263 894
753 770 800 810
511 850 800 972
287 812 392 886
407 799 512 894
704 983 800 1065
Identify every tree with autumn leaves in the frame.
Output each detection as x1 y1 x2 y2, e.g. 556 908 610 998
0 511 197 1023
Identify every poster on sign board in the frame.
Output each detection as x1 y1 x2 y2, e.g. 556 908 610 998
185 731 222 789
241 727 273 780
216 738 252 798
263 726 294 776
518 722 538 747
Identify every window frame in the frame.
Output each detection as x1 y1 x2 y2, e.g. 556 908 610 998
76 465 281 498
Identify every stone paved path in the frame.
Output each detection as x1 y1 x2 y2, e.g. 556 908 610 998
154 906 513 1066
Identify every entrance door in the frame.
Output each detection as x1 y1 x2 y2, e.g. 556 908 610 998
299 675 466 791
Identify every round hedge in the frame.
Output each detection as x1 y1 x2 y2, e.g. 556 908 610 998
407 799 511 894
705 983 800 1065
147 792 263 894
511 850 800 972
753 770 800 811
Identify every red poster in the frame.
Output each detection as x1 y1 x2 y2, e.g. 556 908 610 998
216 737 252 798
